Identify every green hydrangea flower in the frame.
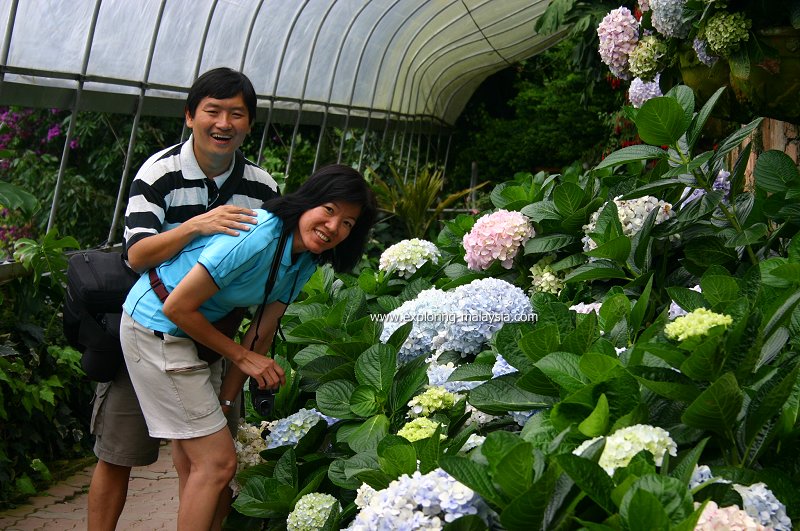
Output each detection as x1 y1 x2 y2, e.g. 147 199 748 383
628 35 669 81
407 386 457 418
704 11 751 56
287 492 340 531
664 308 733 341
529 254 565 295
397 417 446 442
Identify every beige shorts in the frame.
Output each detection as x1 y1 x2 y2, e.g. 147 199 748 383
120 311 228 440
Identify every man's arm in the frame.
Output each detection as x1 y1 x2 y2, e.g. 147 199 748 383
126 205 259 272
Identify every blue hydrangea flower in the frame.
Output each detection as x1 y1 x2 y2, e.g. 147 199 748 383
693 37 718 66
263 408 327 449
379 288 453 364
347 469 490 530
650 0 690 38
491 354 517 378
426 359 481 392
732 482 792 530
437 278 534 356
629 74 662 108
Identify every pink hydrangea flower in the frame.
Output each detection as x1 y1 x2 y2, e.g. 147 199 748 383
695 501 767 531
462 209 533 271
597 7 640 79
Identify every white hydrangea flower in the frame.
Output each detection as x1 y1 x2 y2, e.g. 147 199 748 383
287 492 340 531
629 74 662 108
509 410 537 427
348 469 489 530
529 254 566 295
570 301 603 314
460 434 486 453
732 482 793 531
582 195 674 252
230 419 268 495
407 386 457 418
465 404 497 427
354 483 377 509
379 239 441 279
639 0 651 11
573 424 678 475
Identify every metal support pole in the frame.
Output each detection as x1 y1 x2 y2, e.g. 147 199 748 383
0 0 20 100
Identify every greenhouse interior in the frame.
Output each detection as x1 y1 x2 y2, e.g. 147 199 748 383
1 0 800 529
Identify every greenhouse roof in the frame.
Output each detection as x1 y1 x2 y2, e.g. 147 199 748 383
0 0 565 129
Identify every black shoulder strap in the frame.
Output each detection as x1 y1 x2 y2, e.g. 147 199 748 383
248 229 291 352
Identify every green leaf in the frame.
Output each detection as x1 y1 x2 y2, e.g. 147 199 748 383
377 435 417 479
713 117 762 163
728 45 750 79
578 393 609 437
620 475 694 527
700 275 739 305
594 144 669 170
524 234 575 255
635 97 692 146
667 84 695 121
439 455 506 508
584 235 631 264
630 366 700 403
521 200 561 223
565 262 628 283
273 448 298 489
666 286 707 314
316 380 359 419
491 440 535 497
447 363 493 382
621 489 670 531
681 372 743 441
519 323 560 362
684 237 737 266
754 149 800 193
233 477 295 518
745 362 799 448
350 385 381 417
535 351 588 393
553 182 585 217
390 356 428 412
630 275 653 334
687 86 726 150
556 453 615 514
347 414 390 453
0 181 39 216
385 321 413 351
467 375 556 415
355 344 396 394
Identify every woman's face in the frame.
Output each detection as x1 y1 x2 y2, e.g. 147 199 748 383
292 201 361 255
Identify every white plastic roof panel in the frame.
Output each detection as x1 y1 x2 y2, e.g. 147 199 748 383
0 0 566 128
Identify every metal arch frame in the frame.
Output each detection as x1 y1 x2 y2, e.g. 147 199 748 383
285 0 339 178
312 0 374 171
46 0 103 234
407 0 535 121
238 0 266 72
339 0 416 162
256 0 311 167
106 0 168 245
437 28 568 122
0 0 19 99
379 0 458 148
180 0 220 142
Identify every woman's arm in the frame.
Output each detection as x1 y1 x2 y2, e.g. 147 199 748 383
162 263 285 390
218 301 288 407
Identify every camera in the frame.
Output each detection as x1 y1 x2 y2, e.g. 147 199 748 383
249 377 275 417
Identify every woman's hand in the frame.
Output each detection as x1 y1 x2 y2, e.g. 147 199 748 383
235 351 285 390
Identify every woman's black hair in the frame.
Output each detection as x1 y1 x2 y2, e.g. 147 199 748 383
185 67 258 125
263 164 378 272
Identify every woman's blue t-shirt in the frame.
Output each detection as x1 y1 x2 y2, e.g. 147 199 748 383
123 211 317 336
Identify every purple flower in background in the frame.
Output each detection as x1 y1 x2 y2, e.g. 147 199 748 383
45 124 61 142
69 138 80 150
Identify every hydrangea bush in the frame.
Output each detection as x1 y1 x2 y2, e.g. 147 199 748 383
379 238 440 279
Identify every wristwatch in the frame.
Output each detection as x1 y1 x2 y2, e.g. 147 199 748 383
219 399 234 407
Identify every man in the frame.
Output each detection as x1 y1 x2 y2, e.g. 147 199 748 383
87 67 279 531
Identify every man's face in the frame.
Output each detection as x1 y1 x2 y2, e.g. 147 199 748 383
185 93 251 174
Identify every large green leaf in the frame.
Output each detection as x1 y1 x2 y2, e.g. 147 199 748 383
635 97 692 146
754 149 800 193
519 323 560 362
553 182 585 217
347 414 390 453
630 366 700 403
621 490 670 531
681 372 743 441
584 235 631 264
439 455 507 508
524 234 575 255
620 475 694 527
699 275 739 306
686 86 726 149
316 380 359 419
447 363 493 382
665 286 707 314
713 117 762 162
389 356 428 412
350 385 381 417
578 393 609 437
594 144 668 170
377 435 417 479
745 362 799 448
467 375 556 415
0 181 39 216
233 477 295 518
355 343 396 394
535 352 589 393
556 453 615 514
521 200 561 223
565 262 628 283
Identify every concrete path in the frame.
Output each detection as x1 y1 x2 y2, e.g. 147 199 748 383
0 442 178 530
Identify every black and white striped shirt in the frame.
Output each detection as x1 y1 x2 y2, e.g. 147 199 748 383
123 136 279 251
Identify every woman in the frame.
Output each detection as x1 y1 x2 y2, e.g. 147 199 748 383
119 164 377 530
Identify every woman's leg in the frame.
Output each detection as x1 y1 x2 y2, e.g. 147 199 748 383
173 428 237 531
172 442 190 499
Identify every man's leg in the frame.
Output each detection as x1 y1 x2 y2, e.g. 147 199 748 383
87 460 132 531
87 368 161 531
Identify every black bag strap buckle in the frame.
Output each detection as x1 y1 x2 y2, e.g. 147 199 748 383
148 268 170 302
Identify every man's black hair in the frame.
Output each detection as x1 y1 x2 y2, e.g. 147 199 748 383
185 67 257 124
263 164 378 272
